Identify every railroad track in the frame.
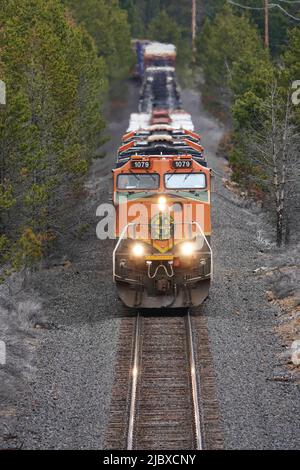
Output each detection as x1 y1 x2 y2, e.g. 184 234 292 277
126 311 203 450
106 309 223 450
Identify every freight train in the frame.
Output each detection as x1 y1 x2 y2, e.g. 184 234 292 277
113 42 212 309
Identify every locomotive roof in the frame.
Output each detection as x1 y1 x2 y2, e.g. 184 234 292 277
144 42 176 56
127 112 195 132
115 154 207 169
117 140 206 164
145 67 176 73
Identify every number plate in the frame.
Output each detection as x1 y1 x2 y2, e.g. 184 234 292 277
131 160 151 169
172 160 192 169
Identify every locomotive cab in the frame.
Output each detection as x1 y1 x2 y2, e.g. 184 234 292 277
112 155 212 309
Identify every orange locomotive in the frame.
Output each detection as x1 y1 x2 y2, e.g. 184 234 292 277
112 154 212 309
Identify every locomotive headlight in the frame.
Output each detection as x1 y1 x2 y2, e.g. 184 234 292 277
132 243 145 257
180 242 195 257
158 196 167 211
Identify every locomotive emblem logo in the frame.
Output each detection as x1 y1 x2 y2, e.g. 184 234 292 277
150 213 175 253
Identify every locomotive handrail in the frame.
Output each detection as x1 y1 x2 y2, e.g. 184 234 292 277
192 221 213 280
113 222 136 280
170 220 213 279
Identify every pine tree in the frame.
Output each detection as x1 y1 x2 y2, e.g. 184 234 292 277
147 10 181 46
63 0 132 80
0 0 106 269
197 4 264 88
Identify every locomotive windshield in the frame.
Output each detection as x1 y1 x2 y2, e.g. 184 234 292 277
117 173 159 190
165 173 206 189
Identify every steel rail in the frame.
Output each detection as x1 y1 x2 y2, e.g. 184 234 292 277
127 313 141 450
186 310 203 450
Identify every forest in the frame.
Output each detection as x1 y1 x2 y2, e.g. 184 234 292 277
0 0 299 274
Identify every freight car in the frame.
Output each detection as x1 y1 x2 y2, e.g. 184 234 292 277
132 41 177 80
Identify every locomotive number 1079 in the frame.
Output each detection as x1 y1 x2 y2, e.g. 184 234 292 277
131 160 151 169
172 160 192 169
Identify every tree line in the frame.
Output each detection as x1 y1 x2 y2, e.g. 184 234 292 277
197 3 300 246
121 0 300 61
0 0 132 274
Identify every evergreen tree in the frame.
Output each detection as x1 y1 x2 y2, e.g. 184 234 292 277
197 4 264 88
0 0 106 269
147 10 181 46
119 0 144 37
64 0 132 80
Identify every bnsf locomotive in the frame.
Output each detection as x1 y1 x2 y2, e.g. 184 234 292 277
112 43 212 309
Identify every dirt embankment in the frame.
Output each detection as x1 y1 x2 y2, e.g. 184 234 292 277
217 149 300 379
